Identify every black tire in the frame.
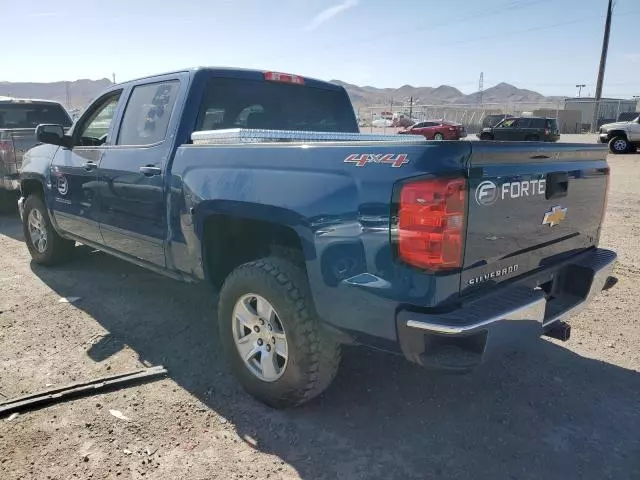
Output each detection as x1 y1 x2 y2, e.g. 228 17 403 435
433 132 444 141
479 132 493 141
22 194 75 265
609 136 631 154
218 257 341 408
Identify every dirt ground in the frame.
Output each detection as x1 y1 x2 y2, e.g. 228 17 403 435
1 153 639 480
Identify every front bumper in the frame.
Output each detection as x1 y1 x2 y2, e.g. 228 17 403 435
396 248 617 371
599 133 610 143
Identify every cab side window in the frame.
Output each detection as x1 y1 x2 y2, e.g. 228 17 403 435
76 92 122 146
117 81 180 146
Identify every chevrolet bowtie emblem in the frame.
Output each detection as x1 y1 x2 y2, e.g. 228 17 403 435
542 205 567 227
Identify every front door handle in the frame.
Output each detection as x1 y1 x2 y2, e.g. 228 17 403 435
82 161 98 171
139 165 162 177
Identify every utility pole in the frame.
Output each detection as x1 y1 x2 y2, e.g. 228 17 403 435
478 72 484 105
591 0 613 132
65 81 70 109
576 84 586 97
408 96 413 119
112 73 116 84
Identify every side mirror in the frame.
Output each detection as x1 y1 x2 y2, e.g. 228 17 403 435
36 124 66 146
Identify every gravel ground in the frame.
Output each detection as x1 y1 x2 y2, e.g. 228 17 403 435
1 153 639 480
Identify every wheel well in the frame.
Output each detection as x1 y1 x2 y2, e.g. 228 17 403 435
203 214 306 289
20 179 44 198
608 130 628 139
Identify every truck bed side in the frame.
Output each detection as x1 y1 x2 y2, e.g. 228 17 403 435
168 141 471 344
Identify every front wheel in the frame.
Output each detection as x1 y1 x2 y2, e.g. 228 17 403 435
479 132 493 141
22 195 75 265
218 257 341 408
609 136 631 154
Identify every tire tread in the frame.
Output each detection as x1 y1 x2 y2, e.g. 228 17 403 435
219 257 341 407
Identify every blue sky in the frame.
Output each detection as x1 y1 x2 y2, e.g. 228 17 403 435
3 0 639 97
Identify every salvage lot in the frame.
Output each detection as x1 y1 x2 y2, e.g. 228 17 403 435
1 154 639 480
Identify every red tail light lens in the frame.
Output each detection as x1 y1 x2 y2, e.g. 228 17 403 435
544 128 550 135
398 177 467 271
0 140 15 163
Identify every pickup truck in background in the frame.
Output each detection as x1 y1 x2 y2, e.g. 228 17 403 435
18 67 617 408
598 114 640 154
0 97 72 210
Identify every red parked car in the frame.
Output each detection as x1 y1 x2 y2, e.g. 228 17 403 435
398 119 466 140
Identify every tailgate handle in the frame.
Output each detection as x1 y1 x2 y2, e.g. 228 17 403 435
545 172 569 199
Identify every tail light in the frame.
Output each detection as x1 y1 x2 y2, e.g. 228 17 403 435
0 140 15 164
544 128 550 136
264 71 305 85
397 177 467 271
448 127 456 132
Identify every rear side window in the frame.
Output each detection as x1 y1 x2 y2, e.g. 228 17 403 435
0 103 71 128
530 118 545 128
117 81 180 146
194 77 358 133
545 119 559 129
518 118 532 128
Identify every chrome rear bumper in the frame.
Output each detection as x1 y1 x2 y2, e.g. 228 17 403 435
397 248 617 371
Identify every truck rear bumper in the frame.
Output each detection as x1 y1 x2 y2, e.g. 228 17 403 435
396 248 617 372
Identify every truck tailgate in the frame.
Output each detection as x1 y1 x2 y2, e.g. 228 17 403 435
461 142 609 296
0 129 38 174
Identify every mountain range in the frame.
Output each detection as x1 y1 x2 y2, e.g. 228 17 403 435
0 78 560 112
330 80 562 111
0 79 113 111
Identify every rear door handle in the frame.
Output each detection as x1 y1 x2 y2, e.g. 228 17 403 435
82 161 98 171
139 165 162 177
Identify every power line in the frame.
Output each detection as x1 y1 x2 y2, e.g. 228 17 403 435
317 7 640 55
316 0 556 50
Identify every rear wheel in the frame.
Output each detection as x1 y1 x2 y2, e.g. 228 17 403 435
479 132 493 141
22 194 75 265
433 132 445 140
609 136 631 154
218 257 341 408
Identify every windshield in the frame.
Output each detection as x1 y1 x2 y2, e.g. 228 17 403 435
195 77 358 133
0 102 72 129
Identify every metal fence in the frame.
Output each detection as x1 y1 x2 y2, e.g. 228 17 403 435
357 99 639 134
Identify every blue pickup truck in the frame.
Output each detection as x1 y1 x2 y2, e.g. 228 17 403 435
18 67 617 408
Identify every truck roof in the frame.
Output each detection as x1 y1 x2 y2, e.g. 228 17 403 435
114 67 343 92
0 96 65 105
